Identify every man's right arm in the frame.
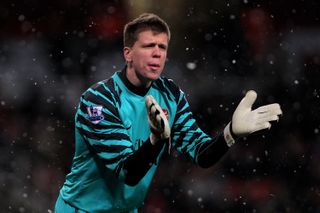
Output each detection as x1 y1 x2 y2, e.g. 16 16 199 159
76 83 167 186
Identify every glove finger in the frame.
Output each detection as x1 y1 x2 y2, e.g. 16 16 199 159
255 109 281 120
156 115 164 128
257 114 280 123
256 103 282 115
146 96 157 129
252 122 272 132
145 95 169 137
150 105 158 116
146 95 160 113
148 118 157 130
149 113 163 133
237 90 257 110
152 104 163 120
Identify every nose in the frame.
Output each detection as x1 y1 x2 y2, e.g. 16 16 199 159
152 46 161 58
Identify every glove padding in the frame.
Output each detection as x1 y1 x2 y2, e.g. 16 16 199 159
224 90 282 146
145 95 170 145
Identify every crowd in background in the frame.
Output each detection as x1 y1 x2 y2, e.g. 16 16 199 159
0 0 319 212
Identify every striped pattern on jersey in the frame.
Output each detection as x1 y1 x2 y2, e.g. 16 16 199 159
76 72 212 176
59 70 216 212
153 77 212 163
75 78 134 177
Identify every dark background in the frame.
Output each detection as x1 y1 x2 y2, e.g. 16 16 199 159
0 0 319 212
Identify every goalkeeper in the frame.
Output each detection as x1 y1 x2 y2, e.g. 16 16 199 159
55 13 282 213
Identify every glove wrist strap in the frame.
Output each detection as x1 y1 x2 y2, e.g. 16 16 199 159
224 122 236 147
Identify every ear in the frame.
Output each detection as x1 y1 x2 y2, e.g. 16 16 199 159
123 47 132 63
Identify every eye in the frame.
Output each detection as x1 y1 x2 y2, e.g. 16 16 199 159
159 44 167 50
143 43 156 48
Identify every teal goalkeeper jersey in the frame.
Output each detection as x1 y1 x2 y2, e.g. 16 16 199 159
59 70 214 212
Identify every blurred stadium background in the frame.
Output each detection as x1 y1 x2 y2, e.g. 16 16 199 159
0 0 319 212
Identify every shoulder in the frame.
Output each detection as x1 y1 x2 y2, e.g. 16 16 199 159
82 75 121 106
77 76 122 122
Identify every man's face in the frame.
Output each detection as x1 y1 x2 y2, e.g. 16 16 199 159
124 30 168 83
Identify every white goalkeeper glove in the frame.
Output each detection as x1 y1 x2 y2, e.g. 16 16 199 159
224 90 282 147
145 95 171 145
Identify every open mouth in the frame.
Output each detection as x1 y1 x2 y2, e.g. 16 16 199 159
148 63 160 70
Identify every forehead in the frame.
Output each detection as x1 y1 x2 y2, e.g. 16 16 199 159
136 30 169 43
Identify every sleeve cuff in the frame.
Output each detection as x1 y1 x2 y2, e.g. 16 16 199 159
224 122 236 147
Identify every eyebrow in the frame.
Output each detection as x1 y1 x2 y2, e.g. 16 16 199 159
142 42 167 49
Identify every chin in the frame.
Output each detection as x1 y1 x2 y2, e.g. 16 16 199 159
144 70 161 79
148 72 161 80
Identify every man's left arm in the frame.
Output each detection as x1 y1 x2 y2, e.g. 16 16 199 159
197 90 282 167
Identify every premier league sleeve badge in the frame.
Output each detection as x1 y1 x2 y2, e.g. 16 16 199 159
87 105 104 124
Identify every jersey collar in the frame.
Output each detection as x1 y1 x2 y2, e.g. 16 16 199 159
119 67 151 96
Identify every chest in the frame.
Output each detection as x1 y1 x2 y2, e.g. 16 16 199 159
118 96 149 149
118 93 176 150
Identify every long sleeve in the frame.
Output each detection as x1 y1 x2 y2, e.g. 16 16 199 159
195 133 229 168
122 138 166 186
167 80 230 167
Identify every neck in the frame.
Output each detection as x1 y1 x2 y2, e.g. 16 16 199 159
126 66 152 88
118 66 151 96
